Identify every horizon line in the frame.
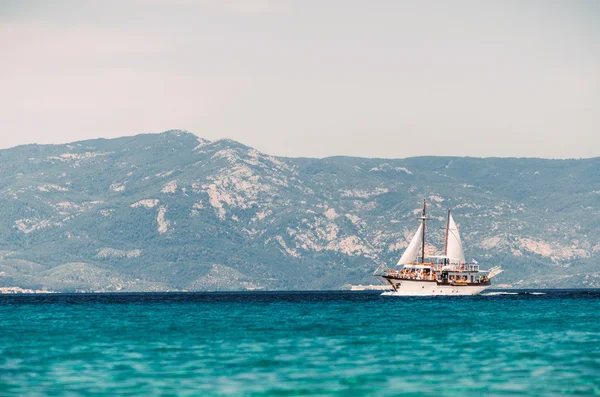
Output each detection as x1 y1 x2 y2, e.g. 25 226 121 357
1 129 598 162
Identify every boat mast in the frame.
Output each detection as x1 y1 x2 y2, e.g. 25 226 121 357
444 209 450 256
420 199 426 263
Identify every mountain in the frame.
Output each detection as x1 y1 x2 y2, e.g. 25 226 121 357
0 130 598 292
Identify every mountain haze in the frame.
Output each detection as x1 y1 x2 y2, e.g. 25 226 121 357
1 130 598 292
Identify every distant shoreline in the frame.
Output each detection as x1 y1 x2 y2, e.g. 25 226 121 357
2 287 599 295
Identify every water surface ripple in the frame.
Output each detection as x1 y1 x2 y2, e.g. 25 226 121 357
1 290 599 396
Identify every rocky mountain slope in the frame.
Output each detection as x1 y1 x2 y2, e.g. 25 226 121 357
1 130 598 291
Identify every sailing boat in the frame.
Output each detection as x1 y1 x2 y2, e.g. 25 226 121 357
376 200 503 296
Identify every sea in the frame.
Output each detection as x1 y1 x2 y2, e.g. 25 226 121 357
1 290 599 396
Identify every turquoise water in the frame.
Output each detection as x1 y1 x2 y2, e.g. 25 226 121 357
1 291 599 396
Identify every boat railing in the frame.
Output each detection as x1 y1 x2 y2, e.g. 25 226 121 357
386 268 437 281
431 263 480 272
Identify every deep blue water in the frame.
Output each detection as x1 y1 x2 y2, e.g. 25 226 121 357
1 290 599 396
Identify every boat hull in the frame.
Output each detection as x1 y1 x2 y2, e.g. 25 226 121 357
378 277 489 296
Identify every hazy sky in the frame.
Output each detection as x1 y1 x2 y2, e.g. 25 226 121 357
1 0 599 158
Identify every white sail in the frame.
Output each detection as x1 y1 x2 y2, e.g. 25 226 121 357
397 223 423 265
446 214 466 264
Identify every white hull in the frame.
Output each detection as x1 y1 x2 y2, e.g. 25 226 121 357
379 278 489 296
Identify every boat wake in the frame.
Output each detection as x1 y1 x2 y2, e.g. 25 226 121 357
482 291 547 296
481 292 519 296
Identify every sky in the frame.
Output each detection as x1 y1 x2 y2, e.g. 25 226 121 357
1 0 599 159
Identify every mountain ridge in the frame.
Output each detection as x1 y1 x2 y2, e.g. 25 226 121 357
1 130 598 292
